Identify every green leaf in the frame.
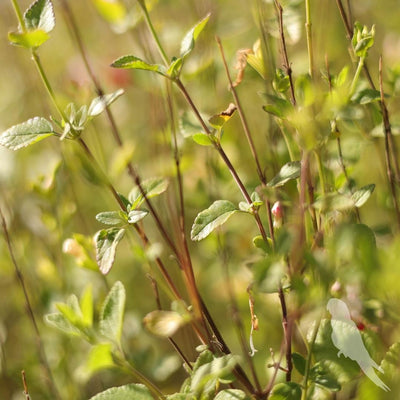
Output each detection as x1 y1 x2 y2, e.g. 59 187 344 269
180 14 210 59
208 103 237 129
96 211 127 226
80 285 94 327
86 343 115 374
95 228 125 274
111 55 167 77
311 364 341 391
352 184 375 207
192 132 213 146
267 161 301 187
253 235 272 254
167 57 183 78
190 354 238 396
88 384 153 400
273 68 290 93
127 209 149 224
191 200 238 241
8 29 50 48
214 389 251 400
143 310 187 337
24 0 55 33
99 281 126 345
88 89 125 117
292 352 306 376
128 177 169 208
269 382 302 400
91 0 126 24
261 94 292 119
313 193 355 212
179 112 204 138
45 313 84 337
0 117 55 150
351 89 381 105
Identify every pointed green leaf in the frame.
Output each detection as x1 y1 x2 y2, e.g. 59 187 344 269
88 384 153 400
192 132 213 146
0 117 55 150
96 211 127 226
167 57 183 78
127 209 148 224
267 161 301 187
86 343 115 374
95 228 125 274
191 200 238 241
88 89 125 117
214 389 251 400
180 14 210 59
45 313 84 337
261 94 292 119
351 89 381 105
352 184 375 208
8 29 50 48
111 55 167 77
99 281 126 345
56 294 82 326
269 382 302 400
179 112 204 138
292 352 306 376
143 310 187 337
128 177 169 208
24 0 55 33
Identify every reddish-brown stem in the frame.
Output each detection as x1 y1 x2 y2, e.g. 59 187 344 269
274 0 296 105
278 286 292 382
379 57 400 230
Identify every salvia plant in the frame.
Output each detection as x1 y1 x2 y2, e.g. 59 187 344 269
1 0 400 399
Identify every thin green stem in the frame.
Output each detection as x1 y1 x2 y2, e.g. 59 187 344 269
349 57 364 97
314 150 327 195
305 0 314 78
11 0 26 32
302 315 321 400
137 0 169 66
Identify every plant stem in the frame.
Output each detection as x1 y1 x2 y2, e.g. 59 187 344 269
274 0 296 105
278 286 292 382
349 56 364 97
137 0 169 66
10 0 26 32
379 57 400 230
305 0 314 78
302 315 321 400
0 207 61 400
216 36 266 183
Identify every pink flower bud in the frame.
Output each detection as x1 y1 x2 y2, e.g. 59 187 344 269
271 201 283 228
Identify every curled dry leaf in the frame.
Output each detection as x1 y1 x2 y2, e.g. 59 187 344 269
233 48 253 87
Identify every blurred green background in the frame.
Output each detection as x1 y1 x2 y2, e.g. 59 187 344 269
1 0 400 399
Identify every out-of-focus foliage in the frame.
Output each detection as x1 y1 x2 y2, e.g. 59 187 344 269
1 0 400 399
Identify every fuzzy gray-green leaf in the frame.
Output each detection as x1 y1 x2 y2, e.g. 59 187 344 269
0 117 55 150
267 161 301 187
191 200 237 241
24 0 55 33
88 383 153 400
95 228 125 274
99 281 126 345
96 211 127 226
352 184 375 208
88 89 124 117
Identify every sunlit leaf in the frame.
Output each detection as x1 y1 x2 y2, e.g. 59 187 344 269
352 184 375 208
80 285 93 327
214 389 251 400
192 132 213 146
99 281 126 345
269 382 302 400
191 200 238 241
96 211 127 226
8 29 50 48
111 55 167 77
94 228 125 274
88 89 124 117
128 177 169 208
0 117 55 150
180 14 210 59
88 384 153 400
45 313 84 337
128 209 148 224
91 0 126 24
267 161 301 187
86 343 115 374
143 310 187 337
208 103 237 129
24 0 55 33
292 352 306 376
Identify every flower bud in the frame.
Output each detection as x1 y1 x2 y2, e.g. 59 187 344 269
271 201 283 228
